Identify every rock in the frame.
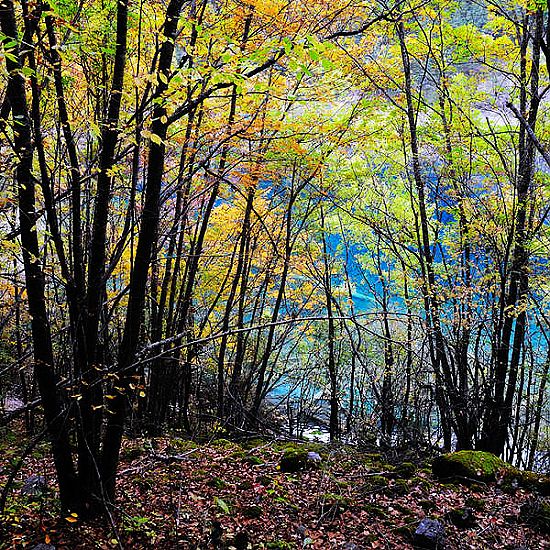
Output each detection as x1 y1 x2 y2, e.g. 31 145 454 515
432 451 550 494
447 507 476 528
413 518 445 549
21 475 47 497
307 451 322 463
279 448 322 473
395 461 417 479
341 543 360 550
31 545 56 550
432 451 507 483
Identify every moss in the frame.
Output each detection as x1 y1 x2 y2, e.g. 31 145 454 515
465 496 486 511
169 438 198 452
395 461 417 479
393 502 415 515
410 476 433 490
362 475 389 492
206 477 227 489
394 524 415 540
258 475 272 486
388 479 410 496
243 454 264 466
362 503 388 518
212 438 240 450
229 450 246 460
447 507 476 528
516 470 550 496
432 451 508 482
432 451 550 494
279 448 322 473
240 438 267 450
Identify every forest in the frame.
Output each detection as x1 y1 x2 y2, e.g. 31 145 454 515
1 0 550 547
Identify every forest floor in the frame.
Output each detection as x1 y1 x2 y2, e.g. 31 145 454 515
0 428 549 549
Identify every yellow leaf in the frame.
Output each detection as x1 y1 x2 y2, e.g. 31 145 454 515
65 516 77 523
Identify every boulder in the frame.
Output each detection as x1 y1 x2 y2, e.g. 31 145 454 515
279 449 322 473
413 518 445 549
432 451 507 483
432 451 550 494
395 461 417 479
446 507 476 528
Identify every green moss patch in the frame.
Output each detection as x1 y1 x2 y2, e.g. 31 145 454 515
432 451 550 494
432 451 507 482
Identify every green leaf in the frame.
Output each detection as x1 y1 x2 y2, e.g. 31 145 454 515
214 496 230 514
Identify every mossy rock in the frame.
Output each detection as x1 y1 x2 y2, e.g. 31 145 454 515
258 475 272 486
361 475 389 492
361 452 383 464
395 461 417 479
433 451 550 494
446 507 476 528
516 470 550 496
432 451 509 483
229 450 246 460
237 480 253 491
410 475 434 491
279 449 322 473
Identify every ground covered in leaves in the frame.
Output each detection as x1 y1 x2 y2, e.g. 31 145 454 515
1 430 549 549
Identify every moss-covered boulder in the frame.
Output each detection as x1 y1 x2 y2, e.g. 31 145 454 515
395 461 417 479
432 451 550 495
432 451 509 482
279 448 322 473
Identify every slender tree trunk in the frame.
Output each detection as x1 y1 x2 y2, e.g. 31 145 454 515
100 0 186 503
0 0 79 511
